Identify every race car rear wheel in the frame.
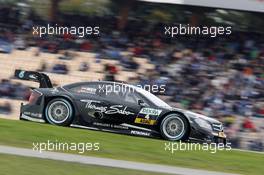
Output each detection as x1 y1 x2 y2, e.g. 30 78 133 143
160 113 189 141
45 98 73 126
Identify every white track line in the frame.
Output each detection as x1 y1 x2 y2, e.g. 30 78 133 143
0 145 239 175
233 148 264 154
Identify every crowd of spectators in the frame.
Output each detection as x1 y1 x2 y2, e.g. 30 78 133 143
0 101 12 115
0 79 30 100
0 9 263 151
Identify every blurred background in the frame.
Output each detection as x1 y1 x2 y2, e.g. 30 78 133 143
0 0 263 152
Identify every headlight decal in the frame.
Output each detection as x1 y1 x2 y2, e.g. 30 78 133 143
194 118 212 130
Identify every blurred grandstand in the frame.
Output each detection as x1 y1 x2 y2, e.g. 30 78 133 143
0 0 263 151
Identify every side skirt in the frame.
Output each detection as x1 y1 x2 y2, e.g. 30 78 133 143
70 123 161 139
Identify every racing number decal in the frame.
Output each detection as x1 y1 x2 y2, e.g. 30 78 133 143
134 108 162 125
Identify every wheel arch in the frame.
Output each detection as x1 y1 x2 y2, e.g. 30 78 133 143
158 111 191 139
43 95 79 119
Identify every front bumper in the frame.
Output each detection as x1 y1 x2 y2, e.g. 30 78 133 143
189 122 227 143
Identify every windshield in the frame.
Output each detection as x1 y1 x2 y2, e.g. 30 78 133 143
135 86 171 108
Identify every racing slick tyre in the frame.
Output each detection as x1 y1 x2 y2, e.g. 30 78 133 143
45 98 74 126
160 113 189 141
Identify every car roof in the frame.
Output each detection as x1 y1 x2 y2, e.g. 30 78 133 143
62 81 135 89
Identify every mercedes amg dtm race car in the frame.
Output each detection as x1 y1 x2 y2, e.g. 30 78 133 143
15 69 226 143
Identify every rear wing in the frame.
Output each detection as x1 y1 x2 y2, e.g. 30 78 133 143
14 69 53 88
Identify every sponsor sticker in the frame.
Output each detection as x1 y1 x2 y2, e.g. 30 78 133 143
51 88 59 94
78 87 96 94
81 100 134 115
29 74 37 80
135 108 161 124
93 122 129 130
131 130 150 136
139 108 162 116
24 111 42 118
134 118 156 125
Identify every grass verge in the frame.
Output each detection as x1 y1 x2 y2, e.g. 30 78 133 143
0 118 263 175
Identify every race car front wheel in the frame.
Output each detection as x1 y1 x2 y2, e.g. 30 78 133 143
160 113 189 141
45 98 74 126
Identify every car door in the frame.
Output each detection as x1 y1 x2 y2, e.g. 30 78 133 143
65 82 108 123
98 83 139 124
118 90 146 124
123 89 166 129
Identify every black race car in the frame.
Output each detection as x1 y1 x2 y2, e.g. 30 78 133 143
15 70 226 143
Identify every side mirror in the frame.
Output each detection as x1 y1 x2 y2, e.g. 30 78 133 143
138 99 147 106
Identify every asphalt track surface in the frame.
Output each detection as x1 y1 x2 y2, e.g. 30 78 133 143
0 145 240 175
